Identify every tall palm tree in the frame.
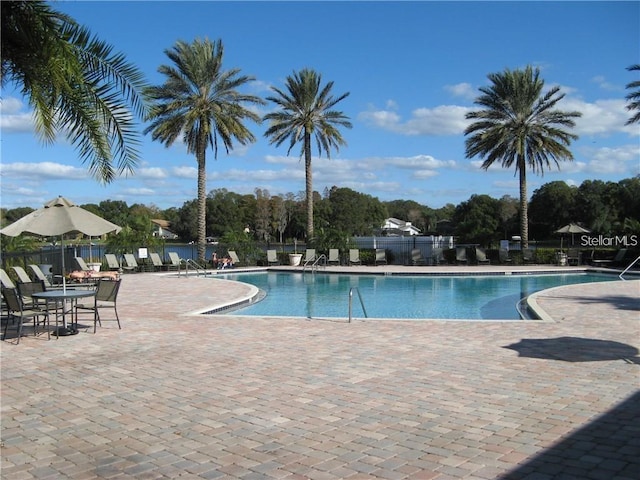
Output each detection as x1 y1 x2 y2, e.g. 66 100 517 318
464 66 582 249
464 66 581 249
625 64 640 125
263 68 351 241
144 38 264 262
1 0 147 182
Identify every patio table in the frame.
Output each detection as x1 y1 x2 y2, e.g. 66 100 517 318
33 289 96 336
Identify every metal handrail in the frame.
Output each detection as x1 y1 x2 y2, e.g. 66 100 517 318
182 258 207 276
348 287 368 323
303 254 326 272
619 254 640 281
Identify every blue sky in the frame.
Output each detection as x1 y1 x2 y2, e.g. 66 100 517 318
1 1 639 211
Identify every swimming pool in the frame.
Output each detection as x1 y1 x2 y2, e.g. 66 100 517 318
215 271 618 320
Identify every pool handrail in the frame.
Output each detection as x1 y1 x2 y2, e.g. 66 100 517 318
348 287 368 323
619 254 640 281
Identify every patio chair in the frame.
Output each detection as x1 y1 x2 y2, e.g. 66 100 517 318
105 254 121 271
304 249 316 265
2 286 50 343
349 249 361 266
11 266 32 283
375 249 387 265
475 247 490 265
456 247 468 265
75 278 122 333
411 248 427 266
328 249 340 265
122 254 140 273
566 248 581 266
266 249 280 266
589 248 628 267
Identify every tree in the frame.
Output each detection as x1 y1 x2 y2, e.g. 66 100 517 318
464 65 581 249
453 194 501 246
625 64 640 125
528 182 577 239
144 38 264 262
263 68 352 240
1 0 148 182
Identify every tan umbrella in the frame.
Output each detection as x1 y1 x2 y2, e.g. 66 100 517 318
555 223 591 250
1 196 122 290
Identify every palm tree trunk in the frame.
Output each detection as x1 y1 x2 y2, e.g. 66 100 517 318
304 129 314 240
197 148 207 263
518 156 529 250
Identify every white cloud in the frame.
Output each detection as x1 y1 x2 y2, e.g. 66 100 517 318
444 82 476 100
138 167 167 179
171 166 197 178
121 187 157 196
582 144 640 174
591 75 622 92
359 104 470 136
563 97 635 136
0 162 88 180
0 97 34 133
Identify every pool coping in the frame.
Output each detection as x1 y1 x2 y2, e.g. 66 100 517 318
184 265 636 321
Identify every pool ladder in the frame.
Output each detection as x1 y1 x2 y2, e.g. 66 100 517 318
181 258 208 277
619 254 640 280
348 287 368 323
303 254 327 273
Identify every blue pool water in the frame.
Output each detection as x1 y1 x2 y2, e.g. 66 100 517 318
216 272 618 320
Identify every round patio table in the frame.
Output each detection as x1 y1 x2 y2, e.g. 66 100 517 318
33 289 96 336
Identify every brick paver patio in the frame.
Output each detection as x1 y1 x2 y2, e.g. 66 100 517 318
1 268 638 479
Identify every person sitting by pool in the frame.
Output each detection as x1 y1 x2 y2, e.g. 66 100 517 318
68 270 119 282
211 252 219 269
218 256 233 269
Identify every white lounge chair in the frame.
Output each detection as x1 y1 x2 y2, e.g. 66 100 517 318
267 250 279 266
349 249 361 266
328 249 340 265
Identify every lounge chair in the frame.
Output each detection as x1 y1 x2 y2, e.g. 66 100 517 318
149 252 165 271
475 247 490 265
411 248 426 266
349 249 361 266
228 250 241 267
522 248 535 264
105 254 121 271
589 248 628 267
74 256 92 272
304 249 316 265
328 249 340 265
28 264 54 288
456 247 468 265
499 248 512 264
375 249 387 265
167 252 181 271
1 268 17 289
11 266 32 283
432 248 445 265
75 278 122 333
122 254 140 272
267 249 279 266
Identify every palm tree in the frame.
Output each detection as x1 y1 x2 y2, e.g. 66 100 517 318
263 68 351 241
144 38 264 262
464 66 581 249
625 64 640 125
1 0 147 182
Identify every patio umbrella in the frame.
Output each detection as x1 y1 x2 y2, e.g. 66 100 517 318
0 196 122 291
555 223 591 250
